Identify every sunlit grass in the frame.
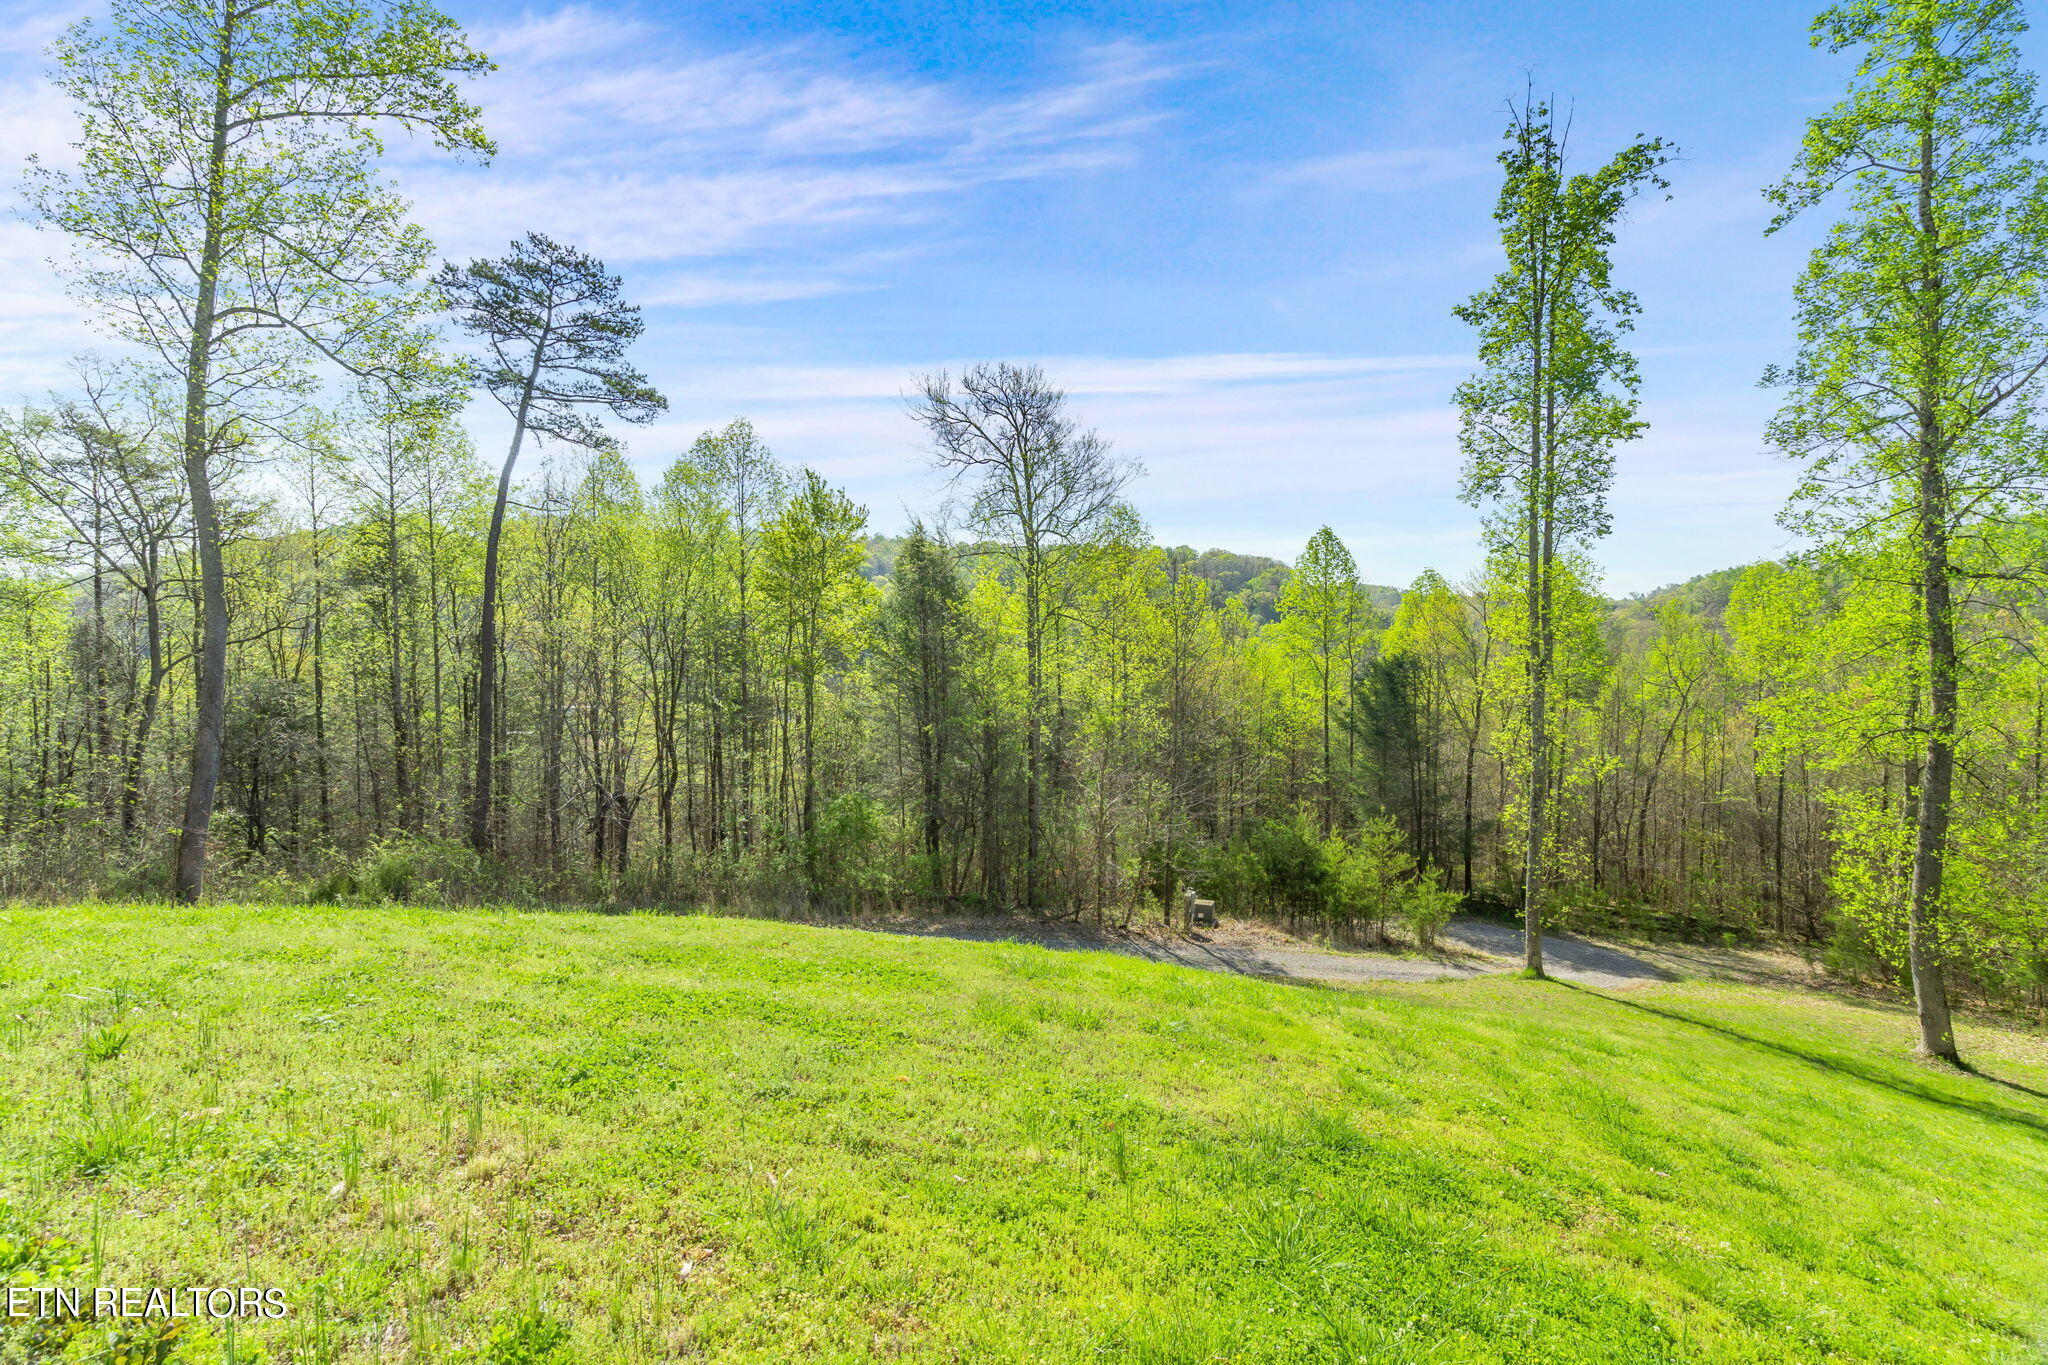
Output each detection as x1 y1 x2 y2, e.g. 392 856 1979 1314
1 901 2044 1363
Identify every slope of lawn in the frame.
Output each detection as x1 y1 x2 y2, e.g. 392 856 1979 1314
1 902 2046 1364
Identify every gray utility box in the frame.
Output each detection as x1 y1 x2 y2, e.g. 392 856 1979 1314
1182 888 1217 928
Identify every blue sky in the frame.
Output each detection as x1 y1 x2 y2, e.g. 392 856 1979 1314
0 0 1910 592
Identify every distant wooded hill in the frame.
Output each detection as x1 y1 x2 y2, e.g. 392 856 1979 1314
860 534 1403 623
863 533 1749 628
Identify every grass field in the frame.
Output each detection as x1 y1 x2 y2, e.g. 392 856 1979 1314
1 902 2045 1364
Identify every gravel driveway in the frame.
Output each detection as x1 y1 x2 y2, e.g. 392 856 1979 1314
871 916 1673 990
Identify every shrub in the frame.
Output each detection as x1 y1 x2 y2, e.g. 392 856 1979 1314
806 794 889 901
308 836 486 906
1400 880 1461 948
1200 812 1456 945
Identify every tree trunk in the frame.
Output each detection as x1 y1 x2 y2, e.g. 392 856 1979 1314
1520 213 1549 977
387 503 413 831
1908 449 1961 1061
121 577 166 837
469 365 539 854
1905 125 1960 1063
171 16 237 902
1024 540 1043 913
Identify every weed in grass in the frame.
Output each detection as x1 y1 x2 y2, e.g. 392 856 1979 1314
425 1064 448 1103
379 1171 406 1229
82 1319 189 1364
1117 1294 1241 1365
406 1281 443 1358
1240 1197 1336 1276
81 1019 127 1064
605 1266 631 1337
477 1307 573 1365
58 1102 151 1177
288 1285 340 1365
1106 1122 1132 1184
758 1172 834 1273
465 1081 486 1152
335 1130 363 1198
446 1218 478 1289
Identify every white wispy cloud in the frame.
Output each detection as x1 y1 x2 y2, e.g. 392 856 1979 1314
604 351 1477 571
0 1 91 59
405 10 1179 295
1271 143 1495 194
0 1 1185 406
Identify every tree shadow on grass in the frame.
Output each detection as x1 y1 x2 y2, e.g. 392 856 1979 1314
1557 981 2048 1140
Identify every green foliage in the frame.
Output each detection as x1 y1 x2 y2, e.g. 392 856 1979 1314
0 1197 83 1280
1763 0 2048 1054
82 1024 129 1062
1455 95 1669 953
471 1309 572 1365
1202 813 1450 944
1455 100 1670 553
437 234 665 449
1180 547 1295 622
308 835 484 906
1278 526 1373 825
805 793 890 899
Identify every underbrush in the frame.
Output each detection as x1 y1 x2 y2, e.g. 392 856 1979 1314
1191 812 1462 947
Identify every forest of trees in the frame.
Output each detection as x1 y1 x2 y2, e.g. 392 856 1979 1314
6 0 2048 1051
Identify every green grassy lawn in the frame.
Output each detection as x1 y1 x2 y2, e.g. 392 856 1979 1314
1 903 2045 1364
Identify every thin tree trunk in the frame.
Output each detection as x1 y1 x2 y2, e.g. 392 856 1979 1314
469 361 541 854
172 14 237 902
1025 540 1043 913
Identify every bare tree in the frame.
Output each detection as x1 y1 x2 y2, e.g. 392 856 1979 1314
911 363 1137 912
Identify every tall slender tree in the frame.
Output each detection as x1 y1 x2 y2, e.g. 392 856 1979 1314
27 0 491 900
1764 0 2048 1061
763 469 870 850
1455 96 1669 975
694 419 785 849
1279 525 1370 831
3 367 186 834
437 234 664 854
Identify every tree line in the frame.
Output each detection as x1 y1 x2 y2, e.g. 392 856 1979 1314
5 0 2048 1064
